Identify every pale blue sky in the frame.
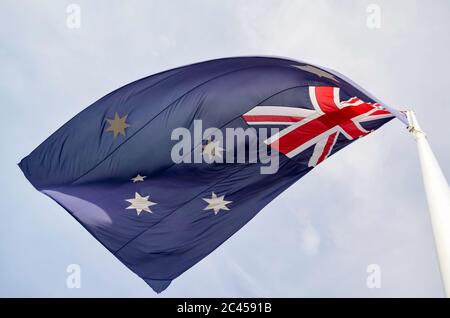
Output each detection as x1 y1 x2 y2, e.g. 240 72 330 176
1 0 449 297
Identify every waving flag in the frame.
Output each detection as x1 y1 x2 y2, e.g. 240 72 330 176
19 57 400 292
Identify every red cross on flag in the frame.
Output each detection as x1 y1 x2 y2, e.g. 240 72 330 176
242 86 394 166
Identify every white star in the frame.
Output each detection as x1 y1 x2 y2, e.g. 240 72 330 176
125 192 156 215
202 192 232 215
105 112 130 138
295 64 339 82
131 174 146 183
203 138 224 161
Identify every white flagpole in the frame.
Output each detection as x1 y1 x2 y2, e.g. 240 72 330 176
406 111 450 297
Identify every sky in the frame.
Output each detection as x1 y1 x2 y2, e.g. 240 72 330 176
1 0 449 297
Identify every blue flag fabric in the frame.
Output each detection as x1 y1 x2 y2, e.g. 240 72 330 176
19 57 396 292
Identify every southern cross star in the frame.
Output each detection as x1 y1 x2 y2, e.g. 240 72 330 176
105 112 130 138
131 174 146 183
295 64 339 83
202 192 232 215
125 192 156 216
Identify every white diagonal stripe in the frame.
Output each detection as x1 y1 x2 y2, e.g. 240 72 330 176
243 106 315 118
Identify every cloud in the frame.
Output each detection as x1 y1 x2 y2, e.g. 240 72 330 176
300 222 321 256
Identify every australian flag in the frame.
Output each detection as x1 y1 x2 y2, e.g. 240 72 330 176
19 57 400 292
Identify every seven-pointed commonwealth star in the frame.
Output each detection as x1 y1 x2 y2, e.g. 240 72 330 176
202 192 232 215
131 174 146 183
105 112 130 138
202 138 224 160
125 192 156 216
295 64 339 83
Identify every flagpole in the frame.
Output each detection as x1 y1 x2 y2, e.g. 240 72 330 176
406 111 450 297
